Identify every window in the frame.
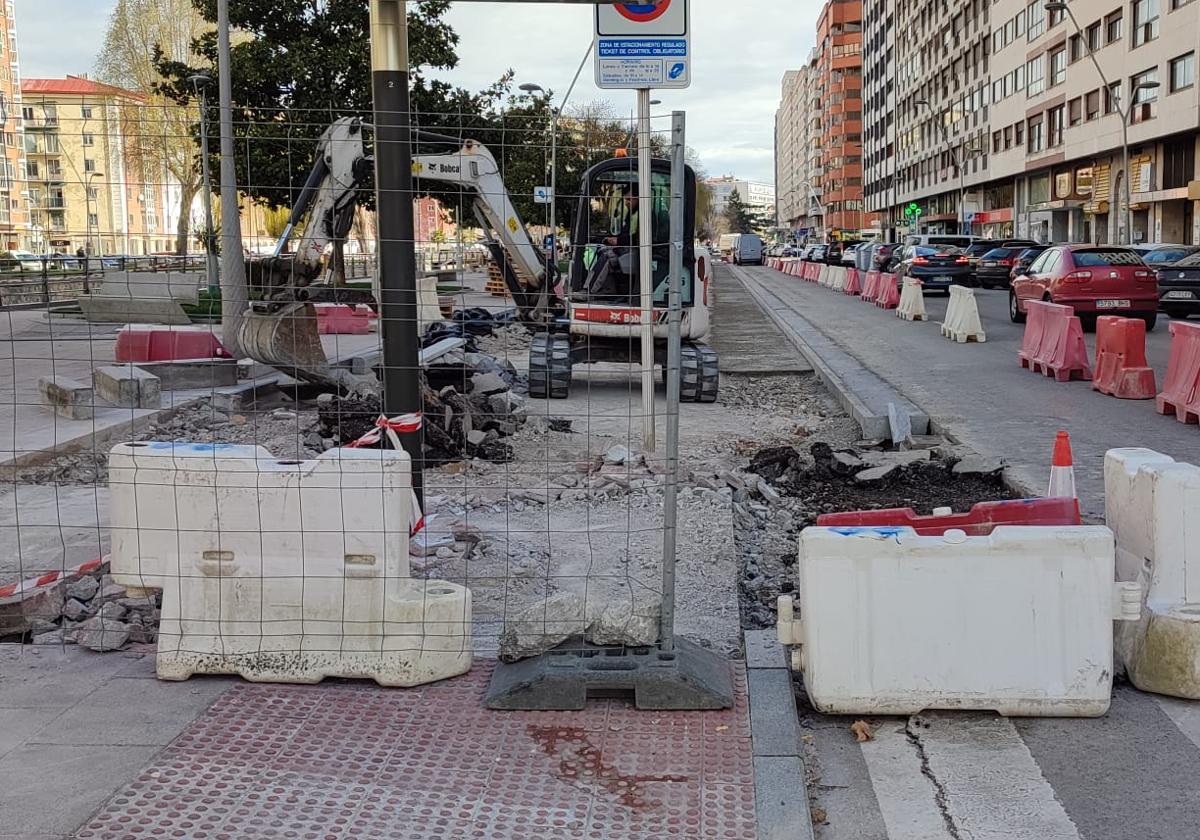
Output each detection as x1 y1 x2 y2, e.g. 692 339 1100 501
82 132 93 146
1163 137 1195 189
1027 0 1045 39
1015 120 1025 146
81 105 92 119
1086 89 1101 119
87 212 98 228
86 186 97 200
1104 81 1121 113
1047 106 1064 146
1049 4 1066 26
1105 10 1123 43
1004 125 1013 149
19 105 31 121
1132 0 1160 46
992 130 1002 153
1027 55 1046 96
1069 97 1082 125
1086 21 1101 51
83 158 95 173
1173 0 1195 7
1069 34 1084 62
1130 68 1159 122
1027 116 1044 153
1050 47 1067 86
1170 52 1195 92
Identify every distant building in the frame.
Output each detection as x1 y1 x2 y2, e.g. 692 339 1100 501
21 76 177 256
706 175 776 220
0 0 28 250
775 50 824 236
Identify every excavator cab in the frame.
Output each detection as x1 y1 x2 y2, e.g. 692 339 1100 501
568 157 696 307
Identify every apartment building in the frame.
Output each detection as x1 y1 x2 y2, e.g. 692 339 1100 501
0 0 27 250
705 175 777 220
862 0 895 238
21 76 176 256
986 0 1199 245
815 0 871 238
776 51 826 235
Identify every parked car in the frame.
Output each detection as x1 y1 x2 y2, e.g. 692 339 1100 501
1010 245 1050 283
960 239 1038 285
975 246 1028 289
823 242 843 265
1156 250 1200 319
1136 244 1200 270
896 244 972 292
840 244 860 267
809 244 828 263
732 233 764 266
903 234 973 250
872 243 900 272
783 244 801 257
1009 245 1158 329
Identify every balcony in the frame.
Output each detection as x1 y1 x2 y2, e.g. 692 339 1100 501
24 117 58 131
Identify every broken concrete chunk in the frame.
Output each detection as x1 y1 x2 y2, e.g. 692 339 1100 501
588 597 661 647
97 601 128 621
861 449 932 467
603 444 632 465
466 429 489 448
39 376 94 420
498 592 588 662
756 479 782 505
952 455 1004 476
0 583 65 636
488 390 528 421
470 372 509 396
32 630 66 645
854 464 898 483
75 617 131 651
62 598 90 621
65 575 100 602
410 531 457 557
96 583 127 603
92 365 161 409
833 452 864 470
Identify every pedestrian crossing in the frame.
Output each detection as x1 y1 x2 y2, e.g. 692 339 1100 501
807 686 1200 840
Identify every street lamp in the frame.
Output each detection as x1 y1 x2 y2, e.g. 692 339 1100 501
1045 1 1160 245
188 73 220 294
85 170 104 258
914 97 974 236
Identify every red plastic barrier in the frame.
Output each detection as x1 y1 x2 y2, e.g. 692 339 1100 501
803 262 816 281
844 269 862 296
1018 300 1092 382
315 303 373 335
861 270 881 302
114 325 231 363
817 497 1082 537
1156 320 1200 423
789 261 802 277
1093 316 1157 400
875 274 900 309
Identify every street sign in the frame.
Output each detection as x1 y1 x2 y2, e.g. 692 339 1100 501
595 0 691 90
533 186 552 204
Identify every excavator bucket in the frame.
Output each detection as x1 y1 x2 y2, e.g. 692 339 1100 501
237 302 332 381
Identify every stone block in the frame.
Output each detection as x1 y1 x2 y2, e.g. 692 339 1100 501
93 365 161 408
0 582 65 636
130 359 239 391
38 376 93 420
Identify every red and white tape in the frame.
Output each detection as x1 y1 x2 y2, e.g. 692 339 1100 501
344 413 429 537
0 557 104 602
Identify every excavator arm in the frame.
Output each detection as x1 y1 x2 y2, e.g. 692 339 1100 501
413 139 559 325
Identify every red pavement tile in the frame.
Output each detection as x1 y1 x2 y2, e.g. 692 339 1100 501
74 661 757 840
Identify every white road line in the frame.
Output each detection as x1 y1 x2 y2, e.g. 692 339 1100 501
859 719 956 840
860 713 1083 840
1154 695 1200 750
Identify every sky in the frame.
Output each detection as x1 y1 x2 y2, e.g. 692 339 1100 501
15 0 819 184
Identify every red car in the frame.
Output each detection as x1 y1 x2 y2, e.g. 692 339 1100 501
1009 245 1158 330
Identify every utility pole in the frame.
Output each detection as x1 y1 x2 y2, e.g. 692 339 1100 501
216 0 248 357
188 74 219 295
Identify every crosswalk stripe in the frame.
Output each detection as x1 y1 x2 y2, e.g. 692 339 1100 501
861 713 1083 840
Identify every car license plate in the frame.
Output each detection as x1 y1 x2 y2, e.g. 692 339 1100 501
1096 299 1131 309
933 276 951 283
982 261 995 267
1165 290 1195 299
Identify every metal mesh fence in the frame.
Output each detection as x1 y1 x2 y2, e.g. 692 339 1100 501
0 96 741 693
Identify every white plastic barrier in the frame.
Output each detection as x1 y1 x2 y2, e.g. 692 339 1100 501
1105 448 1200 698
829 266 847 292
897 277 927 321
108 441 471 686
778 525 1138 716
417 275 444 329
940 285 986 342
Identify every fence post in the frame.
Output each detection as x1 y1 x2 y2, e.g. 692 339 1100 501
40 258 50 306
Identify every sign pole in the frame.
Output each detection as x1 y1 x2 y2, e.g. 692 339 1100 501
637 87 655 453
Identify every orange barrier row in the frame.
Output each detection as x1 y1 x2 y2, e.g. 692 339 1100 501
1157 320 1200 423
845 269 862 296
874 274 900 309
861 271 881 302
1018 300 1091 382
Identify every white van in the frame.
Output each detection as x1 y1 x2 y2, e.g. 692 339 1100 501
717 233 739 258
733 233 764 266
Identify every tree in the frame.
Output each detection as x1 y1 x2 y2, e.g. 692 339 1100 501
724 190 754 234
96 0 209 255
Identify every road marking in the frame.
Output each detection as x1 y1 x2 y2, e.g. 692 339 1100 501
1154 694 1200 750
861 713 1082 840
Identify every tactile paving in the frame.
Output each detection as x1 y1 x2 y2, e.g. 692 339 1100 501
75 661 758 839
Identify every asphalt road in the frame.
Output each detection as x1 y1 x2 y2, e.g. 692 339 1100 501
733 263 1199 519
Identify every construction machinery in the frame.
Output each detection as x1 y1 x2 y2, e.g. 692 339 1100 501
239 119 718 401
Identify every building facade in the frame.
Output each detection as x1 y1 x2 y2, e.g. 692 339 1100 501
706 175 777 221
0 0 28 250
21 76 177 256
775 50 825 236
862 0 895 238
891 0 993 236
986 0 1199 245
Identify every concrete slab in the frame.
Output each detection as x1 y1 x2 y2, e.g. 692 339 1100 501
0 707 62 759
748 661 802 758
756 755 815 840
710 268 811 375
132 358 239 390
744 627 788 670
0 485 107 581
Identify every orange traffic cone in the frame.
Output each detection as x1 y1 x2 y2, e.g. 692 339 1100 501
1047 430 1077 499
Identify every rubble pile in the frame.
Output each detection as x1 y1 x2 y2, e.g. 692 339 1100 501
7 563 158 650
